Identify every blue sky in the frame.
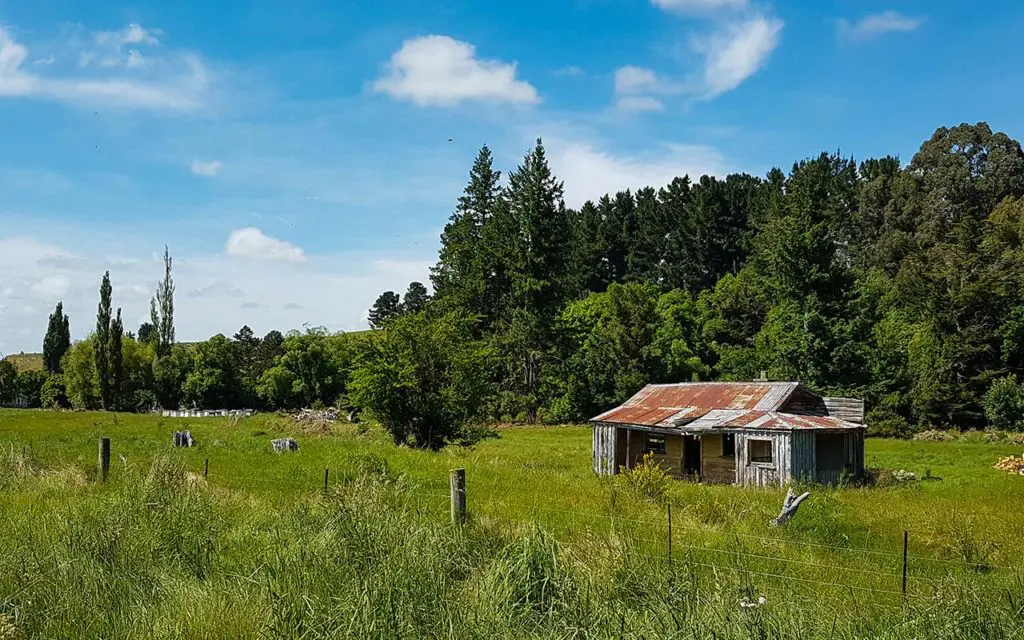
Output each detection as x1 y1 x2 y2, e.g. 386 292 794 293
1 0 1023 353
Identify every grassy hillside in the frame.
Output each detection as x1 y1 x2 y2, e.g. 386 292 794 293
2 352 43 372
0 410 1021 638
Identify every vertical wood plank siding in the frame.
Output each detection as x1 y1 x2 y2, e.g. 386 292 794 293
735 431 791 487
592 424 618 475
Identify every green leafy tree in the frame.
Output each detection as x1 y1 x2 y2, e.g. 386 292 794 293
182 334 241 409
349 310 494 449
984 376 1024 431
150 245 175 359
137 322 155 345
256 329 355 409
42 301 71 374
15 370 48 408
40 374 69 409
368 291 402 328
63 338 99 410
0 359 16 403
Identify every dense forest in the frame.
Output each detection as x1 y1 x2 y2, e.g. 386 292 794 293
4 121 1024 443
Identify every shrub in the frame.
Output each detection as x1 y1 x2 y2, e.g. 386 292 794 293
984 375 1024 431
622 453 670 503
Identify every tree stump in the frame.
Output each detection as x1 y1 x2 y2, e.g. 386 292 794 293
771 488 810 526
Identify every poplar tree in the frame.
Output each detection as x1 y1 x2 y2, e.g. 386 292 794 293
94 272 113 410
42 301 71 374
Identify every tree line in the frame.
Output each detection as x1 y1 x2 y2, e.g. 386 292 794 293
363 122 1024 440
3 121 1024 446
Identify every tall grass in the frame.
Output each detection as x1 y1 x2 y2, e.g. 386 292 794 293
1 443 1022 639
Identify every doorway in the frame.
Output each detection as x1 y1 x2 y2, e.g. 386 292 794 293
683 435 701 479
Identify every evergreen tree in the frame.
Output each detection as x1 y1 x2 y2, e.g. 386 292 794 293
431 145 502 325
402 281 430 314
94 272 113 410
494 138 571 422
368 291 402 328
42 301 71 374
150 246 175 359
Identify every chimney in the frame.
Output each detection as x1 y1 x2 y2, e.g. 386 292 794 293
755 370 768 382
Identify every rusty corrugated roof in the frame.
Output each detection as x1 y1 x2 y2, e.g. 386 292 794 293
590 382 862 431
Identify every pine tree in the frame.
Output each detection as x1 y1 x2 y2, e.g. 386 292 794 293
402 282 430 314
150 246 175 359
431 145 502 324
368 291 402 328
110 308 124 410
95 272 113 410
42 301 71 374
495 138 571 423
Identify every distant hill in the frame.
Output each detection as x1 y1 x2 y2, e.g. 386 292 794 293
3 353 43 372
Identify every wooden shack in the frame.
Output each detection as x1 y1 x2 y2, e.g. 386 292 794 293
590 381 865 487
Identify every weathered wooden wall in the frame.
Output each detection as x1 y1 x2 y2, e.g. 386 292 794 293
592 424 618 475
733 432 794 487
735 431 791 487
822 397 865 423
700 434 736 484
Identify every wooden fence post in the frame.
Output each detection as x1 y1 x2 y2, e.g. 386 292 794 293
324 467 330 493
204 458 209 479
902 530 909 598
450 468 467 524
98 437 111 482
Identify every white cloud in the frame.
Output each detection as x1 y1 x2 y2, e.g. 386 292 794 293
615 65 660 95
651 0 746 13
615 95 665 112
374 35 539 107
93 24 160 47
30 275 70 300
613 65 680 111
0 234 433 353
190 159 222 177
545 138 729 208
838 12 923 41
696 16 783 99
225 228 306 263
0 26 208 110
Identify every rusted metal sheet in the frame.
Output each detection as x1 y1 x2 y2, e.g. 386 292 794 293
589 382 800 426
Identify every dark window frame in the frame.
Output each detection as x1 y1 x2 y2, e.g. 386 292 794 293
748 438 774 465
645 434 667 454
722 433 736 458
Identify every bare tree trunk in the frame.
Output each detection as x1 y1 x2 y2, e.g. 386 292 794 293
771 488 810 526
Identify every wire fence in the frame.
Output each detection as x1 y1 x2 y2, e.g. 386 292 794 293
158 456 1024 606
10 438 1023 608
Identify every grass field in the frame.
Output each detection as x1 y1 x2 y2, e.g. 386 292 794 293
1 409 1023 639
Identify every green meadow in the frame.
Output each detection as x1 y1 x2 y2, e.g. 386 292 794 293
1 409 1023 639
